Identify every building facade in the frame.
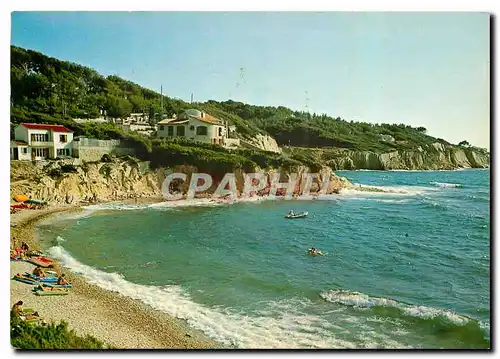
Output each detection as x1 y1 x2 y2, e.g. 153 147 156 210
157 109 228 145
10 123 74 160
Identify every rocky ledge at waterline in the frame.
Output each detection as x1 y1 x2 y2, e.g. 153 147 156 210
10 158 354 206
327 143 489 170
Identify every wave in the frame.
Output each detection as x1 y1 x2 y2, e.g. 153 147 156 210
319 289 485 330
429 182 463 188
320 289 490 346
338 169 470 173
44 244 489 348
340 184 434 198
56 235 66 242
81 196 277 213
82 203 153 211
46 245 371 349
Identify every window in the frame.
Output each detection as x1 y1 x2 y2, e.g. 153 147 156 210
190 125 195 131
57 149 70 156
177 126 185 136
31 133 49 142
60 135 67 143
159 125 164 131
34 148 48 158
218 127 223 136
168 126 174 136
196 126 208 136
22 148 28 154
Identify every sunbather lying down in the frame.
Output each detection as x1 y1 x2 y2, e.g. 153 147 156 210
21 312 41 321
36 284 65 292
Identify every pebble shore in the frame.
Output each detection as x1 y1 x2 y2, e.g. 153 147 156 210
10 205 220 349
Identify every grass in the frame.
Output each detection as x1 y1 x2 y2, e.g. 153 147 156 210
10 315 110 349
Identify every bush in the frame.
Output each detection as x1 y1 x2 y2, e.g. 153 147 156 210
10 316 107 349
60 164 78 173
149 141 257 175
47 168 63 179
101 154 112 162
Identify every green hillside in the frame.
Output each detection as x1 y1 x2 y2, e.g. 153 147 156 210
11 45 464 152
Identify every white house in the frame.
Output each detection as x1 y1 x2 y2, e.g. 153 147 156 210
10 123 74 161
157 109 228 145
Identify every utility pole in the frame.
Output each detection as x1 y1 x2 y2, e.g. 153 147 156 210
190 93 193 104
160 85 163 120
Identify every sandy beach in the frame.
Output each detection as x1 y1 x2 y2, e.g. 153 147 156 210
10 202 219 349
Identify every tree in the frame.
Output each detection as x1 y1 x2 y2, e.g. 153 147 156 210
105 96 132 118
458 140 470 147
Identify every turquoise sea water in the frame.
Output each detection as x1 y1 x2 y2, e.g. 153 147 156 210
37 169 490 349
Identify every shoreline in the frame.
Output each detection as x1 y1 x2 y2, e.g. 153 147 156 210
10 200 221 349
10 183 405 349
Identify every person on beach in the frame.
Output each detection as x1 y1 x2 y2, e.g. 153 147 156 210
36 284 65 292
11 301 40 321
57 274 69 285
11 301 23 317
21 242 29 252
33 266 45 278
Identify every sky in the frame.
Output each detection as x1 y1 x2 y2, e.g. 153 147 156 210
11 12 490 149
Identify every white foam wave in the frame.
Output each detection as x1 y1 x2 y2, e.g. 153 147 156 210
46 245 366 349
82 203 152 211
339 184 433 198
479 321 491 336
339 169 469 173
429 181 463 188
320 290 470 326
81 196 276 213
56 236 66 242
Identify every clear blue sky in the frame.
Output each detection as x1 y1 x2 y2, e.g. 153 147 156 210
11 12 490 149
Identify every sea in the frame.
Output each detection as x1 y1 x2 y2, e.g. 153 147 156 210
36 169 491 349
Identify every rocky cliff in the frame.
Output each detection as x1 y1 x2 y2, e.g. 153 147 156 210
326 143 490 170
241 134 282 153
10 158 352 206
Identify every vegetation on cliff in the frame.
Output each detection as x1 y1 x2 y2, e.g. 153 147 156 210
149 138 319 174
10 45 488 170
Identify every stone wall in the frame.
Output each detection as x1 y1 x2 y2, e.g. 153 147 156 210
72 137 136 162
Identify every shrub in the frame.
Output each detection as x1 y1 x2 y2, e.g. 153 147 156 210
60 164 78 173
10 316 107 349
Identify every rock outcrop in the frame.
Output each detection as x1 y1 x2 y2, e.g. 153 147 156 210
242 134 282 153
326 143 489 170
10 159 351 206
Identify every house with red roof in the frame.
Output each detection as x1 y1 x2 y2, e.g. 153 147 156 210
157 109 229 146
10 123 74 160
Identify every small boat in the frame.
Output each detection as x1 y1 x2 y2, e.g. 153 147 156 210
285 211 308 219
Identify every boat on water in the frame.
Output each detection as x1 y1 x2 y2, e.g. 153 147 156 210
285 211 308 219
